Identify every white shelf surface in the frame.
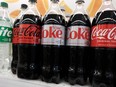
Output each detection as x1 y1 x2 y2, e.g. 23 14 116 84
0 72 90 87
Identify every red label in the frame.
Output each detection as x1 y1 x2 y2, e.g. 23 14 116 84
91 24 116 48
13 24 41 44
12 27 19 44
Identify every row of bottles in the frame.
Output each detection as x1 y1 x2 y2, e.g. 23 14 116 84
0 0 115 87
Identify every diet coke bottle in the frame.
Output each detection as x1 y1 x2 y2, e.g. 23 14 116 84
66 0 91 85
41 0 66 84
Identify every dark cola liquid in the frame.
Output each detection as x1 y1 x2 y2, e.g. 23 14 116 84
11 19 20 74
17 14 42 79
41 14 66 83
91 10 116 87
66 14 91 85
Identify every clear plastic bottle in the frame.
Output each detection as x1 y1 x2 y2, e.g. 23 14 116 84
91 0 116 87
11 4 28 74
0 2 12 73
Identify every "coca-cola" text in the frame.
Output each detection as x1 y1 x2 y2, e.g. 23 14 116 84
91 25 116 40
13 24 41 44
91 24 116 48
14 24 40 37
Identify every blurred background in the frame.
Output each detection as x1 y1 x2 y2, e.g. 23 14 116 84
1 0 116 19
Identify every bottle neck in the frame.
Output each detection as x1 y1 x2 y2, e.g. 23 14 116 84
22 9 27 13
76 3 84 10
0 7 11 23
51 2 59 11
18 9 27 19
103 0 112 6
74 3 86 14
24 2 40 16
2 7 9 18
29 2 36 9
99 0 115 11
46 1 62 15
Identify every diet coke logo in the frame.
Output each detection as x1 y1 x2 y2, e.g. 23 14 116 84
67 27 89 40
91 25 116 40
14 24 41 37
66 26 90 46
41 25 65 45
42 26 63 38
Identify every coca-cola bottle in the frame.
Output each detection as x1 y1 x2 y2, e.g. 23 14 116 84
66 0 91 85
41 0 66 84
12 4 28 74
91 0 116 87
17 0 42 79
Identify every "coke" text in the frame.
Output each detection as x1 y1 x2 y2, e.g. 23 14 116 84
42 26 63 38
67 27 89 40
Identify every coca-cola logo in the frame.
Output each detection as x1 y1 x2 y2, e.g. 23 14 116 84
42 25 63 38
13 27 19 37
91 25 116 40
13 24 41 38
67 27 89 40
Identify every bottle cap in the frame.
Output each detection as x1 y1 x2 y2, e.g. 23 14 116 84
76 0 85 3
29 0 37 3
21 4 28 9
1 2 8 8
51 0 59 3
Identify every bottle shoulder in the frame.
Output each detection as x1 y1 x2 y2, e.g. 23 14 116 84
92 10 116 26
42 14 66 26
0 17 12 27
67 14 91 27
24 7 41 17
20 14 41 25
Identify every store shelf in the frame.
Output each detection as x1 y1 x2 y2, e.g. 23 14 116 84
0 72 90 87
